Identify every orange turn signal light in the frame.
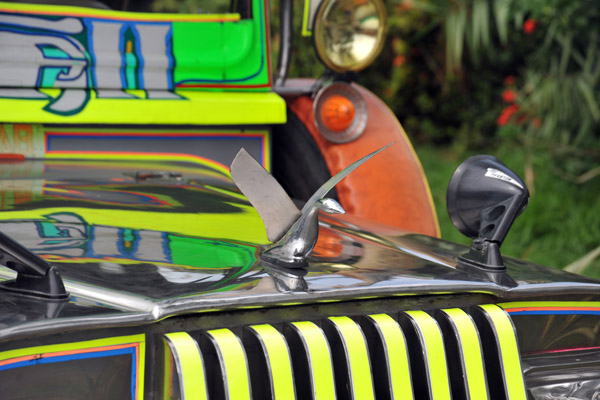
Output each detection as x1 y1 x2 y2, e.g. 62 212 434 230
320 94 356 132
314 82 368 143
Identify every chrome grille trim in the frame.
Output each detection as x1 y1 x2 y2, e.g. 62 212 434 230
162 306 525 400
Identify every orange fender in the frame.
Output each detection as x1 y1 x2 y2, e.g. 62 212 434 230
285 80 440 237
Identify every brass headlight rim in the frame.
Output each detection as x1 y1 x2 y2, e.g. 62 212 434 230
313 0 388 73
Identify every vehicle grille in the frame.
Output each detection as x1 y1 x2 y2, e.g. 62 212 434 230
163 304 527 400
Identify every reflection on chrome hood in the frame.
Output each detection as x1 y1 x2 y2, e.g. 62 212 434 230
0 159 599 329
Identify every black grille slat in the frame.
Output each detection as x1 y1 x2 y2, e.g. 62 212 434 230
282 323 316 400
242 327 272 400
284 320 337 399
196 331 229 400
471 306 508 400
321 319 353 399
435 310 470 399
397 311 431 399
245 324 297 400
360 316 395 400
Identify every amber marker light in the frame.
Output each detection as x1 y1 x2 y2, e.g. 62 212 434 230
314 82 368 143
320 94 357 132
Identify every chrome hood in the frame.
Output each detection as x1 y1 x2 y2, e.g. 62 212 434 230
0 159 599 339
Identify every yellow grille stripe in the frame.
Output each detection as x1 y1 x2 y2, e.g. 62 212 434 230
479 305 526 400
441 309 489 400
367 314 413 400
290 321 336 400
405 311 451 400
164 332 207 400
328 316 375 400
206 328 251 400
249 324 296 400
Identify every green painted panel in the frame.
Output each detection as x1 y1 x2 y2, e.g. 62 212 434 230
222 20 266 84
171 22 226 79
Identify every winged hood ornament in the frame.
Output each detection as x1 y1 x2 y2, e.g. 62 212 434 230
231 143 393 268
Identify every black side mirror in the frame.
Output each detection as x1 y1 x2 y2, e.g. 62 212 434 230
447 155 529 271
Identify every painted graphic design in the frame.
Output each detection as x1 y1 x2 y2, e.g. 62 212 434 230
0 124 270 170
0 335 145 400
0 0 271 116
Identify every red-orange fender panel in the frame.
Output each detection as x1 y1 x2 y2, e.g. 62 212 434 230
286 81 440 237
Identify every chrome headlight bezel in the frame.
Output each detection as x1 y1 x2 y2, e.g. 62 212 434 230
313 0 387 73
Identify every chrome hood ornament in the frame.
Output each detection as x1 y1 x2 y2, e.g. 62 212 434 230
231 143 392 268
261 197 345 268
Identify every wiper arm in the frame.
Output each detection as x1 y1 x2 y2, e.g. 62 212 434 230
0 232 69 300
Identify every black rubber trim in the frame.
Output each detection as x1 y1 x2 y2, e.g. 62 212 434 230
271 107 337 202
